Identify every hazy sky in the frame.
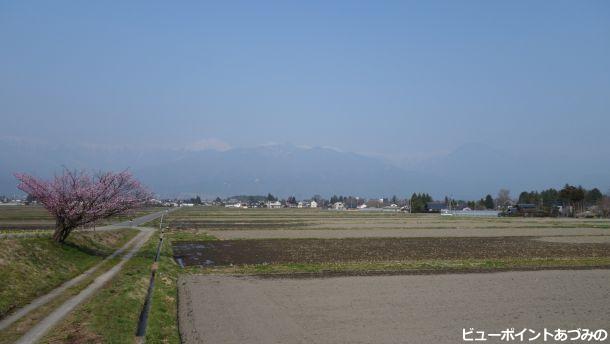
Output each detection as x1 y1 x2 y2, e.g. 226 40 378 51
1 1 609 163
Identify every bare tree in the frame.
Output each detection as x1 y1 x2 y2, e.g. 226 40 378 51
496 189 511 208
599 196 610 218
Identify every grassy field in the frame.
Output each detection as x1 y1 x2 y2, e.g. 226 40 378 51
0 205 168 343
42 230 182 344
0 205 164 232
0 229 138 318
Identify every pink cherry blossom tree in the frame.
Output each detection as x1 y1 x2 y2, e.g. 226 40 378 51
14 170 152 243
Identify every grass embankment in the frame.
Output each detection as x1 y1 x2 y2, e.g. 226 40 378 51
194 257 610 275
43 230 184 343
0 229 138 319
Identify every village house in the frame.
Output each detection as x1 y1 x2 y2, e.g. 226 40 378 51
333 202 345 210
266 201 282 209
426 201 447 213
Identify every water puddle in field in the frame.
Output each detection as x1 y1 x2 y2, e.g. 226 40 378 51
173 241 226 267
175 257 184 268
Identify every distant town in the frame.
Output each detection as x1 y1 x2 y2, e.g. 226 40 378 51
11 183 596 218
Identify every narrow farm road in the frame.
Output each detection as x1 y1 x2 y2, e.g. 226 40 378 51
0 231 142 331
0 208 175 339
14 227 155 344
96 207 178 230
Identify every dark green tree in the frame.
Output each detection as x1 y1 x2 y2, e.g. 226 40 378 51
484 194 494 209
410 193 433 213
189 195 202 205
518 191 540 205
585 188 603 205
540 188 559 207
559 184 585 204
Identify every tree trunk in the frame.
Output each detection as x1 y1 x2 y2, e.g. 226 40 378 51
53 219 73 243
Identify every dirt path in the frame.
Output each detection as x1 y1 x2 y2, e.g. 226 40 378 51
0 231 143 331
0 209 172 339
14 228 155 344
179 270 610 344
208 227 610 240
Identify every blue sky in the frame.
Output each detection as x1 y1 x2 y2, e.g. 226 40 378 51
1 1 609 164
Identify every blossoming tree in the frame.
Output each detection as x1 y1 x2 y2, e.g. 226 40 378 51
15 170 151 243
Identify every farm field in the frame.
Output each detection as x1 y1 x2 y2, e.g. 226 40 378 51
161 207 610 343
178 270 610 344
3 206 609 343
174 236 610 266
164 207 610 273
164 207 610 231
0 205 164 232
162 206 610 240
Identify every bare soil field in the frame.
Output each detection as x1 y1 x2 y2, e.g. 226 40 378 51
168 208 610 342
178 270 610 344
173 237 610 267
162 207 610 232
0 205 163 231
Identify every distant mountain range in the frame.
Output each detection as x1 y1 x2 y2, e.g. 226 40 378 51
134 144 434 199
1 138 608 200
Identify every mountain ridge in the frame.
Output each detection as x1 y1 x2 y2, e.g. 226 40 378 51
1 139 608 199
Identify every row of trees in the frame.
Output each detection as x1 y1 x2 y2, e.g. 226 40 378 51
444 185 607 213
515 185 605 215
517 185 603 207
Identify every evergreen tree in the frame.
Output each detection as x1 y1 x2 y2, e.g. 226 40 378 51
585 188 603 205
410 193 432 213
484 194 494 209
